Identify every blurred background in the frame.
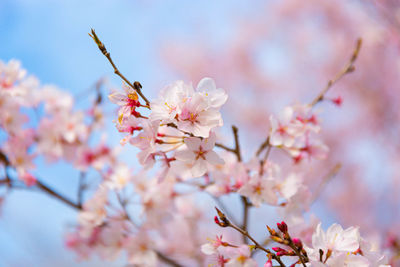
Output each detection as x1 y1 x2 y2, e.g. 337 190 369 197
1 0 400 266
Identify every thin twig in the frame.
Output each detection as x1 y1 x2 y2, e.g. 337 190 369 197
232 125 242 162
311 163 342 204
240 195 250 244
256 136 270 157
215 143 236 153
35 180 82 210
310 38 362 107
89 29 150 107
77 172 86 207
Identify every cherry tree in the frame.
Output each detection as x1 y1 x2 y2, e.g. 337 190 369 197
1 1 400 266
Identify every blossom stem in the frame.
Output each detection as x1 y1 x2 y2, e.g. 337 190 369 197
89 29 151 107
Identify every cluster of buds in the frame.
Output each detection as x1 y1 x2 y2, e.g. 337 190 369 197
267 221 309 266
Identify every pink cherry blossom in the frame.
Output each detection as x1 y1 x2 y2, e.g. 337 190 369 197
175 133 224 178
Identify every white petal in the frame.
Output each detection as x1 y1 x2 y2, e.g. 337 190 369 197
202 132 216 151
184 137 201 151
108 91 126 106
205 151 224 165
175 149 196 163
197 77 216 92
191 159 208 177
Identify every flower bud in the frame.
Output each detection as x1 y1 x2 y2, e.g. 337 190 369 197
292 238 303 249
277 221 288 234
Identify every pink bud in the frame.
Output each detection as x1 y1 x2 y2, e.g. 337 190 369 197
277 221 288 233
332 96 343 106
214 216 220 225
272 247 288 256
292 238 303 248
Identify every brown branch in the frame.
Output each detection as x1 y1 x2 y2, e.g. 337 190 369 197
259 143 272 175
89 29 150 107
232 125 242 162
0 177 83 211
310 38 362 107
215 143 235 153
77 172 86 207
35 180 82 210
256 136 270 157
240 195 250 244
0 151 82 210
156 251 184 267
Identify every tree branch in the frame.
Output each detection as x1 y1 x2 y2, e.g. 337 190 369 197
310 38 362 107
89 29 151 107
36 180 82 210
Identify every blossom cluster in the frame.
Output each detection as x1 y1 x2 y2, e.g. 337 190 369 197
0 33 393 267
110 77 227 178
0 60 118 182
269 105 328 163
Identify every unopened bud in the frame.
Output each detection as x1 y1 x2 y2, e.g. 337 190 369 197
272 247 288 256
277 221 288 234
331 96 343 106
292 238 303 249
266 225 278 236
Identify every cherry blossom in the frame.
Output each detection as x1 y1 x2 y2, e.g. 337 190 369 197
175 133 224 178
